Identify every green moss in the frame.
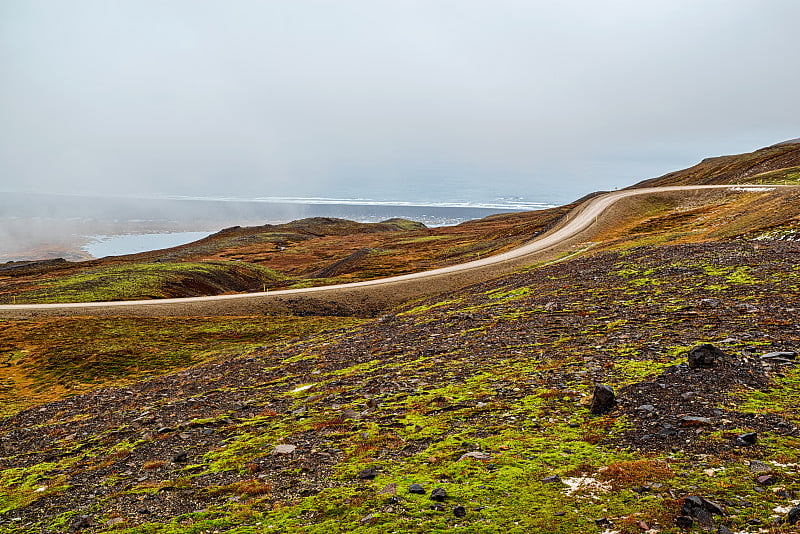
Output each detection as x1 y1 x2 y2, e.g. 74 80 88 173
0 463 68 513
11 261 286 303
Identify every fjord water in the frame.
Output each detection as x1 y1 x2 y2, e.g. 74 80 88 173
1 192 557 260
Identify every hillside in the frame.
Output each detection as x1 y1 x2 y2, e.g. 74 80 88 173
633 141 800 188
2 141 800 533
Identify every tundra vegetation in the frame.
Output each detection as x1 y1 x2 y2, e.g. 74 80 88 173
2 142 800 533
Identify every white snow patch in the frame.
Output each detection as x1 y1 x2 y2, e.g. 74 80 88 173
774 499 800 514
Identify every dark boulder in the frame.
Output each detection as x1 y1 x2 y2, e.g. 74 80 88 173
589 385 616 415
430 487 447 501
734 432 757 446
679 496 724 530
357 467 378 480
687 344 725 368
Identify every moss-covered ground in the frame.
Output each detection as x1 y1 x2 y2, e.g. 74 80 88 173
2 238 800 533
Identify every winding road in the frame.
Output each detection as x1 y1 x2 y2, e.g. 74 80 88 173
0 185 790 318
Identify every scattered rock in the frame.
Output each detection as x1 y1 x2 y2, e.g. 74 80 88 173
637 404 656 413
760 351 797 360
378 483 397 495
679 496 724 530
273 444 297 454
734 432 757 446
675 515 693 528
678 415 712 427
105 517 124 527
589 384 616 415
718 526 733 534
453 505 466 518
408 483 425 494
359 513 378 525
458 451 491 462
595 517 613 528
430 503 445 511
787 505 800 525
357 467 378 480
541 475 561 484
430 487 447 501
756 474 775 485
749 460 770 473
70 515 92 532
172 451 188 463
687 344 725 368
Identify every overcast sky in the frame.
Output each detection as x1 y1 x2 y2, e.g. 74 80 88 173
1 0 798 204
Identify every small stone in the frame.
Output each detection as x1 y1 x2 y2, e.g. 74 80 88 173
155 427 173 434
458 451 491 462
760 351 797 360
595 517 613 528
718 526 733 534
687 344 725 368
542 475 561 484
273 444 297 454
430 487 447 501
681 495 724 530
172 451 188 463
787 505 800 524
408 483 425 494
756 474 775 485
341 408 358 419
70 515 92 531
775 488 790 499
105 518 124 527
637 404 656 413
734 432 757 446
378 483 397 495
589 384 616 415
357 467 378 480
430 503 445 511
749 460 770 473
675 515 693 528
453 505 466 518
678 415 712 427
553 511 566 517
360 513 378 525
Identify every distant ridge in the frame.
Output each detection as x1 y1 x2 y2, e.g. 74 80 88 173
771 137 800 147
632 139 800 188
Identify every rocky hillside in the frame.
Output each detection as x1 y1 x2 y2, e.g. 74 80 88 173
3 141 800 533
2 235 800 532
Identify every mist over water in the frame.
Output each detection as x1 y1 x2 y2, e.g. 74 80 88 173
1 2 797 261
0 192 546 261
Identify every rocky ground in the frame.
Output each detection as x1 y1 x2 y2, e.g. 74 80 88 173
2 238 800 533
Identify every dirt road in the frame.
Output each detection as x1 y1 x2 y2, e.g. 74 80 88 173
0 185 788 318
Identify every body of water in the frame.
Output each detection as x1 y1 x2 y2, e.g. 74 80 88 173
2 192 560 260
83 232 213 258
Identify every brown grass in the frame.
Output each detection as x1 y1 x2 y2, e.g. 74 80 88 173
597 459 674 489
